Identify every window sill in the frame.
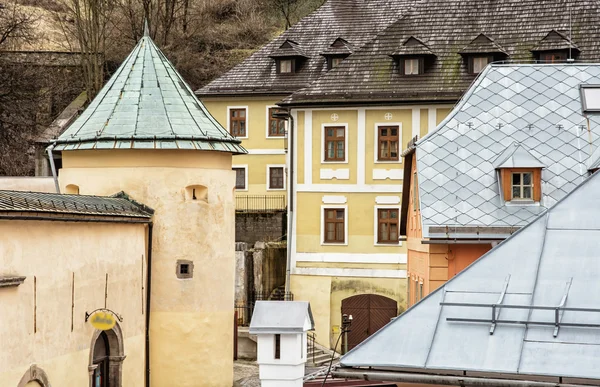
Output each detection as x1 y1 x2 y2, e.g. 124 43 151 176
322 160 349 164
321 242 348 246
375 160 402 164
266 135 286 139
505 200 540 207
234 188 248 192
267 188 286 191
374 242 402 247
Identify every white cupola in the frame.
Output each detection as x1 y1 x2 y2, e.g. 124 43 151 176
249 301 315 387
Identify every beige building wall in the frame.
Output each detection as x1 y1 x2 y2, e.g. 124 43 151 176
0 220 147 387
59 149 236 387
0 177 55 192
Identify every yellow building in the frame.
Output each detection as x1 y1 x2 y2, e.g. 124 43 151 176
0 29 244 387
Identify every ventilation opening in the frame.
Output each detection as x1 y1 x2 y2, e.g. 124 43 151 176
176 260 194 279
186 185 208 202
65 184 79 194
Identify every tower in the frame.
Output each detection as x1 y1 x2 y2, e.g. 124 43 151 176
52 31 246 386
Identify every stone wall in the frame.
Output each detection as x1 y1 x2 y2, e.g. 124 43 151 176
235 212 286 244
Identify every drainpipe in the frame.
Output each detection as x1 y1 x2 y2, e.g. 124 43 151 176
145 223 153 387
47 142 61 193
272 109 294 295
332 369 589 387
285 113 295 295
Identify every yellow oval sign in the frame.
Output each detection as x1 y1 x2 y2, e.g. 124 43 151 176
89 311 116 331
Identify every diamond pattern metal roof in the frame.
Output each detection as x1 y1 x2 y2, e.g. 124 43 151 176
341 170 600 382
54 36 245 154
416 64 600 238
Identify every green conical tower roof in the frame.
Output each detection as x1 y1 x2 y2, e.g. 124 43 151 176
54 34 245 154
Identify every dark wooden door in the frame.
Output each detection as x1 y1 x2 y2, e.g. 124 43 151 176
341 294 397 352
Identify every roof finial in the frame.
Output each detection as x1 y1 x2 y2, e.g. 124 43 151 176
143 18 150 37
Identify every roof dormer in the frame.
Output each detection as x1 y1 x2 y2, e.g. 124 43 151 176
494 143 545 203
269 39 308 74
459 34 507 74
321 37 353 70
390 37 436 76
531 30 579 63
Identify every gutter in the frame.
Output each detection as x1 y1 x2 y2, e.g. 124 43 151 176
145 223 153 387
0 214 151 224
47 142 60 193
422 239 504 245
332 369 590 387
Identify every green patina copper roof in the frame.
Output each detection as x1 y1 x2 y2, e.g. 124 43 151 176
54 35 246 154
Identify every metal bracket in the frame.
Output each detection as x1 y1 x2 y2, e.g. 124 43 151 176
85 308 123 323
553 278 573 338
490 275 511 335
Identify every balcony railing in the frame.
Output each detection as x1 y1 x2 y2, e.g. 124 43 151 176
236 195 286 213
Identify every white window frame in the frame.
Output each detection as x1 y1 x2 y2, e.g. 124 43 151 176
373 205 402 246
265 105 288 139
226 106 249 139
232 164 248 192
404 58 420 75
279 59 293 73
267 164 286 191
320 204 348 246
374 123 403 164
471 56 490 74
321 123 349 164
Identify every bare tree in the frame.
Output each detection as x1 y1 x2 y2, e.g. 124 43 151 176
0 0 36 48
56 0 115 101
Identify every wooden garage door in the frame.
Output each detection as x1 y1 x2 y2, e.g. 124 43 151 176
341 294 397 352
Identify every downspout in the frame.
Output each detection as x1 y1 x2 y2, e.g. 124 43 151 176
47 142 61 193
285 112 295 295
145 223 153 387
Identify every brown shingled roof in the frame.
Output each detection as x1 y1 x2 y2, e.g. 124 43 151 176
279 0 600 106
459 34 507 55
195 0 419 97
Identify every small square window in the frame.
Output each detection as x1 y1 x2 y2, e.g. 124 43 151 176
176 260 194 279
403 58 420 75
279 59 293 73
470 56 491 74
328 57 344 70
511 172 533 200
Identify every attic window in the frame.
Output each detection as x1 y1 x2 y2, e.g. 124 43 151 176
278 59 294 73
539 51 567 63
402 58 422 75
327 56 346 70
501 168 541 202
580 85 600 113
469 56 491 74
511 172 533 200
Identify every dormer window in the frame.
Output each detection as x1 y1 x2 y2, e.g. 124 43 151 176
511 172 533 200
459 34 507 75
403 58 421 75
279 59 294 73
470 56 492 74
531 30 579 63
322 38 353 71
391 37 435 76
494 143 544 203
270 39 307 74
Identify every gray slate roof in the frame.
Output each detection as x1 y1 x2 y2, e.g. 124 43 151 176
0 190 152 220
341 170 600 382
414 64 600 239
283 0 600 106
195 0 418 97
249 301 314 334
54 35 245 154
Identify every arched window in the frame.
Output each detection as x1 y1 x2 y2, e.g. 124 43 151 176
17 365 51 387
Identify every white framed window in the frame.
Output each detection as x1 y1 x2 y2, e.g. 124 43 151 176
266 105 288 138
581 85 600 113
267 164 286 190
470 56 490 74
279 59 293 73
321 123 349 164
226 106 249 139
320 205 348 246
403 58 420 75
232 165 248 191
373 123 403 164
373 206 401 246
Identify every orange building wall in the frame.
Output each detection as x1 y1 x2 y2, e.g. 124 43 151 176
406 153 495 306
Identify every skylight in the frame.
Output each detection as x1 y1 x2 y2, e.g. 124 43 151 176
581 85 600 113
